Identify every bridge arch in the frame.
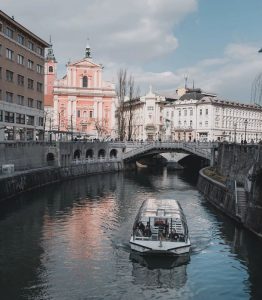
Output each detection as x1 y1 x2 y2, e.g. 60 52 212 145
110 149 117 158
46 152 55 166
74 149 81 160
98 149 106 159
86 149 94 159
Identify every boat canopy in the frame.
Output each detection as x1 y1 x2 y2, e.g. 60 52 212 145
137 198 186 221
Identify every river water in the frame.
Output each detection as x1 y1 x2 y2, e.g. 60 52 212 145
0 168 262 300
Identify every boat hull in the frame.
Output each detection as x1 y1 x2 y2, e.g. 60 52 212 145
130 238 191 255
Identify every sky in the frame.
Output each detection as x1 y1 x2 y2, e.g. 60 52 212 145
2 0 262 102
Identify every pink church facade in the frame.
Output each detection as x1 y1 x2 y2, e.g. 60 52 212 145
44 44 116 139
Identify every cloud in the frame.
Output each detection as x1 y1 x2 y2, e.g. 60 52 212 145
128 43 262 102
1 0 197 65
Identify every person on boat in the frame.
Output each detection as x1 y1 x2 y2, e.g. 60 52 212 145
169 229 179 241
138 221 145 234
144 222 151 237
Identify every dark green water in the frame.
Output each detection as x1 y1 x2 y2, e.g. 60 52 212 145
0 168 262 300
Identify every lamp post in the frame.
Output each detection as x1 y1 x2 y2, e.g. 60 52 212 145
244 119 248 143
233 123 237 143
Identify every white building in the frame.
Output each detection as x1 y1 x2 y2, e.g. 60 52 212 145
123 87 177 141
123 87 262 143
174 88 262 143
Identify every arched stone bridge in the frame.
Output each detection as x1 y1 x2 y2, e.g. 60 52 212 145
123 141 218 164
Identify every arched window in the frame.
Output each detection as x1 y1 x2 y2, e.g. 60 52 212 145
49 66 53 73
83 76 88 88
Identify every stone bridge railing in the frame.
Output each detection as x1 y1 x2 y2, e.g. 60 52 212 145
123 141 216 161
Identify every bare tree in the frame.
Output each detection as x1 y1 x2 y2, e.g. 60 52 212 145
116 69 140 141
116 69 127 141
94 118 109 138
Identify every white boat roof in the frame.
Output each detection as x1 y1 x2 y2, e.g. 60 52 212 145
140 198 183 219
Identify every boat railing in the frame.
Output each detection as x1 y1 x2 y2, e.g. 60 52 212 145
133 232 187 243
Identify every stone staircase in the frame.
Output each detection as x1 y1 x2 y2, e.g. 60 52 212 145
236 186 247 221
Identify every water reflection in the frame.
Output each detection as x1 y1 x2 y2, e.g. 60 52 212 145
130 253 189 289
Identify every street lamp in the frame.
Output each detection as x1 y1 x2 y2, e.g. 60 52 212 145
244 119 248 143
233 123 237 143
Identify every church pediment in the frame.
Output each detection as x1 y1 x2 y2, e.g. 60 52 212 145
71 58 101 68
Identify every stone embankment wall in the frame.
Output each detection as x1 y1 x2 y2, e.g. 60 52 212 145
216 143 261 185
198 165 262 238
0 161 123 202
197 168 237 222
0 142 48 171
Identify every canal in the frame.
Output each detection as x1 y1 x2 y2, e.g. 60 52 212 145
0 168 262 300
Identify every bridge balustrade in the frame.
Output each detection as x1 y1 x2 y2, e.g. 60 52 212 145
122 141 215 161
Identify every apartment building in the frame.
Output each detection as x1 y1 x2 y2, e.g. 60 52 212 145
0 10 49 141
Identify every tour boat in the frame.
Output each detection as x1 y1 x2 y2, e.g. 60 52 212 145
130 198 191 255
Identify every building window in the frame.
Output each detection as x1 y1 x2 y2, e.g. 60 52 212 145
16 113 25 124
83 76 88 87
6 92 13 103
199 122 202 127
178 110 181 116
77 110 80 117
6 48 14 60
37 82 43 92
39 117 44 126
28 98 34 107
184 110 187 116
0 110 3 122
26 115 34 125
5 27 14 39
37 64 43 74
5 111 14 123
17 54 24 65
28 79 34 89
6 70 14 82
49 66 53 73
205 121 208 127
28 41 34 51
200 109 202 116
0 44 2 55
17 95 24 105
147 106 154 111
17 34 24 45
190 109 193 116
89 110 93 118
36 47 44 56
17 74 24 86
28 59 34 69
37 100 42 109
83 111 87 118
206 109 208 115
